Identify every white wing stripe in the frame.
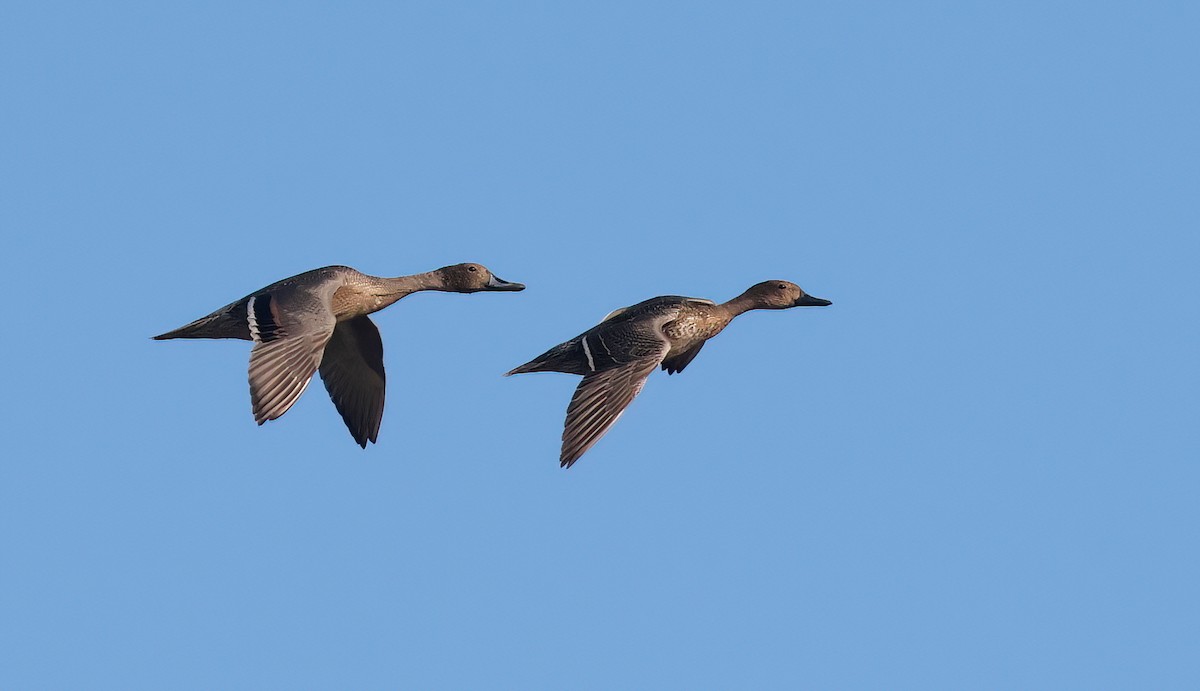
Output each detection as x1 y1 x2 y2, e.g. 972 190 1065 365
247 296 260 343
581 336 596 372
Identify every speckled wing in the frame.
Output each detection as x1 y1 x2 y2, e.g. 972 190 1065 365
318 316 386 448
246 291 336 425
559 308 676 467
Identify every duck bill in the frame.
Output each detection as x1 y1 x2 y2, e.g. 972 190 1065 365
486 274 526 291
794 294 831 307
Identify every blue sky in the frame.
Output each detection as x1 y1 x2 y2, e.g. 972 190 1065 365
1 2 1197 688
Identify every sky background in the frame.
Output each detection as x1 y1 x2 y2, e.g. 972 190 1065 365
2 2 1197 689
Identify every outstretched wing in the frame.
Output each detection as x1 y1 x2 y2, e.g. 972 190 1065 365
560 354 665 468
319 316 386 448
245 292 336 425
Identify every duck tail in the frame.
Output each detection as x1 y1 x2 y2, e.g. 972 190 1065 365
152 309 248 341
505 340 590 376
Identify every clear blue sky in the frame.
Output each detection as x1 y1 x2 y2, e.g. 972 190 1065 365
2 2 1197 688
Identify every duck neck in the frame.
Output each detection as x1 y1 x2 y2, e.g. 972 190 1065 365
369 271 443 308
719 290 761 319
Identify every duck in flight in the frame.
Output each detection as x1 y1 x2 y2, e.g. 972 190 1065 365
154 263 525 447
506 280 830 467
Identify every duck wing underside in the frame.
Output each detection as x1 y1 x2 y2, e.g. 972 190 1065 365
319 316 386 448
560 351 665 468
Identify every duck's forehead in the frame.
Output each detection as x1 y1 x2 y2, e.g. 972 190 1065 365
758 280 793 291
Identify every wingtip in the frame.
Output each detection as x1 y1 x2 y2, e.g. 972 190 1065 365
349 425 379 449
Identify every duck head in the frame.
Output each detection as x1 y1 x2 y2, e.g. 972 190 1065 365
742 280 832 309
436 263 526 293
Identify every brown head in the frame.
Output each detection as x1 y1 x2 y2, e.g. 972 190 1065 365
737 280 832 310
433 263 526 293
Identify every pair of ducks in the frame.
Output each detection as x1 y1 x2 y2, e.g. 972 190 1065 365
154 263 831 467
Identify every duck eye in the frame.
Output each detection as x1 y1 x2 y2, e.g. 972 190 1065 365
468 266 478 272
777 283 787 290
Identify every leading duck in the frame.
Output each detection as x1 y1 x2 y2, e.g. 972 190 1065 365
506 280 830 467
154 263 525 447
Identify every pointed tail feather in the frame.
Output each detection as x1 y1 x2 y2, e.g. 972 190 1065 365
152 309 249 340
505 340 590 376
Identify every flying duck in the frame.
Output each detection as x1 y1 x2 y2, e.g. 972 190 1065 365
506 280 830 467
154 263 525 447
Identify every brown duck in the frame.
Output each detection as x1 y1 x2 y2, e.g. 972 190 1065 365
506 280 830 467
154 263 525 447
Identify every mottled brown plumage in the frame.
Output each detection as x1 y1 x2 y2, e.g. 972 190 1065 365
506 280 831 468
